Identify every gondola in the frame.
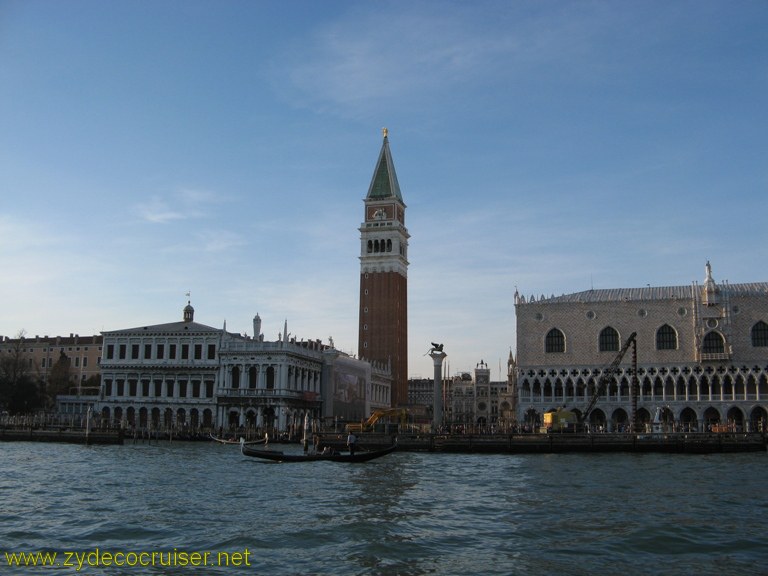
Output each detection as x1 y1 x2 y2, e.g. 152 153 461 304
210 433 267 446
240 441 397 463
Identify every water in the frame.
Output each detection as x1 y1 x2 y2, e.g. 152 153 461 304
1 441 766 575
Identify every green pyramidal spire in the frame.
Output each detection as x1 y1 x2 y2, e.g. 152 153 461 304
366 129 403 202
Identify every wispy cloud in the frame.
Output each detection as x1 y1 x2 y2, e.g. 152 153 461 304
274 3 628 117
276 6 519 112
135 188 222 224
136 197 187 223
195 229 248 253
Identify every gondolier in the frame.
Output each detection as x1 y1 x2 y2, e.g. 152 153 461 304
346 432 357 456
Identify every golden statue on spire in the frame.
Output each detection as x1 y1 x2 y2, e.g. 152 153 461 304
382 127 388 138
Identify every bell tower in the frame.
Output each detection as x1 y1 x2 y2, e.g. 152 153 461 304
358 129 409 407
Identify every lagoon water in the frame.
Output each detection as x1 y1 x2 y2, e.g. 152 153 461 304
1 441 766 576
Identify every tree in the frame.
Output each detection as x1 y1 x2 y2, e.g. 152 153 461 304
7 375 44 414
0 330 45 413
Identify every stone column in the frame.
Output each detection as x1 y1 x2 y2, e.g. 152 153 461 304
430 349 447 431
280 365 288 391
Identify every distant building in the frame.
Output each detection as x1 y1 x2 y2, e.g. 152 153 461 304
515 262 768 432
0 333 103 416
447 356 517 432
408 352 518 433
96 301 220 430
217 315 323 434
92 304 388 433
0 333 103 389
446 371 473 429
218 317 389 434
407 377 436 407
358 130 409 407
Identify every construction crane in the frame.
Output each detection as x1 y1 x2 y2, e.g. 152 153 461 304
542 332 637 434
582 331 637 426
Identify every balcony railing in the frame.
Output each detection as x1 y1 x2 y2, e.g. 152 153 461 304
218 388 321 401
218 340 325 357
699 352 731 362
101 360 219 369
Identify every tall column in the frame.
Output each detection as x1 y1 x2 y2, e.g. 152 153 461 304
430 348 447 431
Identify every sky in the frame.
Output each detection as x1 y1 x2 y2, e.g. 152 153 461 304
1 1 766 379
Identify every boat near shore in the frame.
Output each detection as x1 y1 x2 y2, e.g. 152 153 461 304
241 440 397 463
209 433 266 446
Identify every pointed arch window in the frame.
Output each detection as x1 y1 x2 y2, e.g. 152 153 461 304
751 321 768 347
702 331 725 354
656 324 678 350
545 328 565 353
599 327 619 352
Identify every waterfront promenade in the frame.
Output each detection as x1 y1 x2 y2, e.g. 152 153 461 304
1 420 764 452
0 427 123 445
320 431 767 454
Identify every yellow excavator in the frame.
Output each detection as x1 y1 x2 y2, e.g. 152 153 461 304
345 408 409 434
542 408 579 433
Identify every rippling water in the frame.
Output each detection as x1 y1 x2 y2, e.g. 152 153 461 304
1 441 766 575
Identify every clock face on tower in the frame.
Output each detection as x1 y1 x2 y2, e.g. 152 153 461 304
367 205 394 221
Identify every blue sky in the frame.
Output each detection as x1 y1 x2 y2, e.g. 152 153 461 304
1 1 766 379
